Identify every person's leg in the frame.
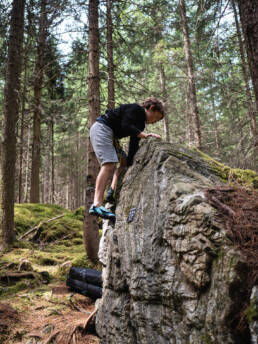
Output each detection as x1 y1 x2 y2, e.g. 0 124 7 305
94 162 116 206
111 156 127 191
106 156 127 203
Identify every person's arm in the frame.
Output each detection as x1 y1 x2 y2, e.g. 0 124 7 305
127 136 140 166
127 132 161 166
137 132 161 139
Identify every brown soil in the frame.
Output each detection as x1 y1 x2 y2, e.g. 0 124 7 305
0 302 19 337
3 283 99 344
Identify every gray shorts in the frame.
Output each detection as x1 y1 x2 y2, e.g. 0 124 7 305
90 122 119 166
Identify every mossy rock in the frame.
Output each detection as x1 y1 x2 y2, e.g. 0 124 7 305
197 150 258 188
38 217 83 243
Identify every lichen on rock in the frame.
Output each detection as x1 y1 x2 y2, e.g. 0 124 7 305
96 138 256 344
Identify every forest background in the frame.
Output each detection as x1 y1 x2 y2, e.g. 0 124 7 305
0 0 257 250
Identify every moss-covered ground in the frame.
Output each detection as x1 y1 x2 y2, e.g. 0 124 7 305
0 204 100 344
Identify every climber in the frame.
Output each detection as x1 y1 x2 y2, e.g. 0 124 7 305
89 97 165 220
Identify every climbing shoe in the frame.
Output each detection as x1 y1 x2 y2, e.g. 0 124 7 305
89 205 116 221
105 187 115 204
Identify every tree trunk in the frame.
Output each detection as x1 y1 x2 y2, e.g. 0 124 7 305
232 0 257 152
185 93 193 147
18 60 27 204
18 2 33 204
83 0 100 263
237 1 258 114
30 0 47 203
179 0 202 150
106 0 115 109
159 63 170 142
50 116 55 204
24 123 31 203
210 79 220 155
0 0 25 251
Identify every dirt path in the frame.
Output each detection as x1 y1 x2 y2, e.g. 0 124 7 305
1 283 100 344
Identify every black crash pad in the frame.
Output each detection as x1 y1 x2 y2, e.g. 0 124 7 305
68 267 102 287
66 267 103 300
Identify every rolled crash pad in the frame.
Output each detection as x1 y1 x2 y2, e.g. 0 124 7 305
68 267 102 287
66 276 102 300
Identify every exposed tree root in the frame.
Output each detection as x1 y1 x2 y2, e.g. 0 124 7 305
205 185 258 334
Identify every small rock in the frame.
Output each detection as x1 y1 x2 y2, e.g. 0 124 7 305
18 259 33 272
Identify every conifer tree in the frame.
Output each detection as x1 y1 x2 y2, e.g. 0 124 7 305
83 0 100 263
0 0 26 250
179 0 202 150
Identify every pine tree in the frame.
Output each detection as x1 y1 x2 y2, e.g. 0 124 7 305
179 0 202 150
0 0 26 251
30 0 48 203
236 0 258 149
83 0 100 263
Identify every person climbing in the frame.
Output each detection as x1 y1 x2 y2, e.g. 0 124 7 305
89 97 165 221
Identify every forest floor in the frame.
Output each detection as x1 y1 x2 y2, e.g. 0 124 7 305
0 204 101 344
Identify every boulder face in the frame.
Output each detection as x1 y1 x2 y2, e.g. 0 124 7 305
96 139 253 344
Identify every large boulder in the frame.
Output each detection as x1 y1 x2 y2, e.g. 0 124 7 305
96 139 255 344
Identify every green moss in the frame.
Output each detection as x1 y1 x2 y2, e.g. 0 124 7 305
246 301 258 323
12 240 33 250
14 203 69 235
0 279 39 298
54 265 71 280
71 253 95 269
69 206 84 221
39 215 82 243
214 249 224 267
37 256 59 266
14 203 84 245
200 333 212 344
197 150 258 188
1 204 102 301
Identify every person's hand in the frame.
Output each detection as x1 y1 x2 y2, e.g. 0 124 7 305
147 133 161 139
137 132 161 139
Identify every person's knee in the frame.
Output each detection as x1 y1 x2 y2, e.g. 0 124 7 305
102 162 116 175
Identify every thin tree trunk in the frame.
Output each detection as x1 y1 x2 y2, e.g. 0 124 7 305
185 96 192 147
179 0 202 150
159 63 170 142
0 0 25 251
210 79 220 154
50 116 55 204
18 60 27 203
106 0 115 109
24 122 31 203
232 0 257 151
83 0 100 263
18 2 33 204
30 0 47 203
237 1 258 114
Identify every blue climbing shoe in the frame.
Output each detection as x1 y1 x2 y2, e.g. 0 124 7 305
89 205 116 221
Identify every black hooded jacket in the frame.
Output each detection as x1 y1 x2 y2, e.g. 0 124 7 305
96 103 146 166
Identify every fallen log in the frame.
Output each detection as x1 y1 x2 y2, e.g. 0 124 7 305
18 214 65 241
